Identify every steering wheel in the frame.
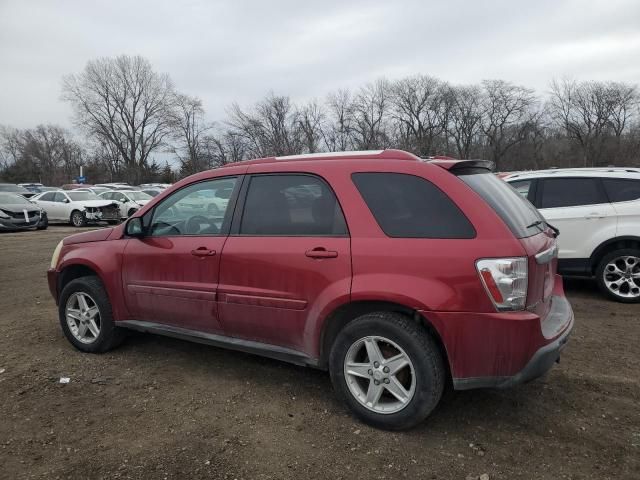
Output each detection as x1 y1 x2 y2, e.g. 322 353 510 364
185 215 210 235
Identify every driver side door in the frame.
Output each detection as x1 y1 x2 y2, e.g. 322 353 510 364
121 176 240 333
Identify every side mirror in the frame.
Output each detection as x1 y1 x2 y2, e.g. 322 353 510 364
63 198 70 203
125 217 144 237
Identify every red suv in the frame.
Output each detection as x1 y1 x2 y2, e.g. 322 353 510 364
47 150 573 429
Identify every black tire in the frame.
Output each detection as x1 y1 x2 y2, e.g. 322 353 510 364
595 248 640 303
329 312 445 430
58 276 125 353
70 210 86 227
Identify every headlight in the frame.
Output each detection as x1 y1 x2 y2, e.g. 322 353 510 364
0 210 9 219
50 240 63 269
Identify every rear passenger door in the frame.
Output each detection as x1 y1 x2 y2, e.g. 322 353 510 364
537 177 617 258
218 173 351 351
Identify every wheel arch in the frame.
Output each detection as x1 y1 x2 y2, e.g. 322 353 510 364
318 300 451 380
590 236 640 273
58 262 102 296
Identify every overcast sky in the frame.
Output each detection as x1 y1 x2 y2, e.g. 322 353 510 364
1 0 639 130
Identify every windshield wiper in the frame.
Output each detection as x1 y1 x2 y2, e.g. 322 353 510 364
526 220 545 231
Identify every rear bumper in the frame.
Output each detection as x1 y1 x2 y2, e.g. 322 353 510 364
47 268 59 305
453 299 573 389
423 287 574 390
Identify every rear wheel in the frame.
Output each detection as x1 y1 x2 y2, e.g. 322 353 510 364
596 248 640 303
59 276 125 353
70 210 86 227
329 312 445 430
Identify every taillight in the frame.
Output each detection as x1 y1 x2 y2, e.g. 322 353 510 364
476 257 528 311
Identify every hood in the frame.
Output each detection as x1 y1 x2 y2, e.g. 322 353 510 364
63 227 114 245
134 199 151 206
74 200 117 208
0 203 41 213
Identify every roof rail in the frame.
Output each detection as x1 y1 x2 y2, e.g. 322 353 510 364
221 149 420 167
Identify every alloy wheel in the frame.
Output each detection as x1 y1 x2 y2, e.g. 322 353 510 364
343 336 416 414
65 292 101 344
603 255 640 298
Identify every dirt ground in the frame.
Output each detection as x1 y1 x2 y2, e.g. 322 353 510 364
0 226 638 480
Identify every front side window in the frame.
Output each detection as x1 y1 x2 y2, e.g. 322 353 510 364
240 175 347 236
540 178 606 209
353 172 475 238
148 177 237 236
603 178 640 203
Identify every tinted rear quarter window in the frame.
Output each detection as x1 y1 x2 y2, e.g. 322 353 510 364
540 178 606 208
460 173 542 238
602 178 640 203
352 172 475 238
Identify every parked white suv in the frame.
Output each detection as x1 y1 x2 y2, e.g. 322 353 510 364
503 168 640 302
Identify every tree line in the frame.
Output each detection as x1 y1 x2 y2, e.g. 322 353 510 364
1 54 638 186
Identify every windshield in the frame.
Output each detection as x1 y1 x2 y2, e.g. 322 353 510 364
459 173 544 238
0 192 31 204
67 192 100 201
127 191 152 201
0 184 30 193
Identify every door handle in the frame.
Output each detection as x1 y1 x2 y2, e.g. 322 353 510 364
305 248 338 259
585 213 605 219
191 248 216 257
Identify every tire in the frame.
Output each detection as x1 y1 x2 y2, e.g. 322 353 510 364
596 248 640 303
70 210 86 227
58 276 125 353
329 312 445 430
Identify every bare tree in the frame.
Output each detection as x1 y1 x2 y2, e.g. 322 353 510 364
297 100 326 153
61 55 175 183
227 94 302 158
390 75 448 156
547 79 638 166
446 86 483 159
170 94 212 175
324 89 354 151
350 80 392 150
480 80 537 170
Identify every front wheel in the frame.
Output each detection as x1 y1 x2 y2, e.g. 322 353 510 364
329 312 445 430
59 276 125 353
70 210 86 227
596 249 640 303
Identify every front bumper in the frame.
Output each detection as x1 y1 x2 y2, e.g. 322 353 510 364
0 215 41 230
47 268 59 304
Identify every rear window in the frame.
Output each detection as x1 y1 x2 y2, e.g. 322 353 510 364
352 173 475 238
602 178 640 203
460 173 543 238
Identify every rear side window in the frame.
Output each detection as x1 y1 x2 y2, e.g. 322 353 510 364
540 178 606 208
352 173 475 238
460 173 542 238
603 178 640 203
240 174 348 236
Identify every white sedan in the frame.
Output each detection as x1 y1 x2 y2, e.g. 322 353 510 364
31 190 121 227
99 190 153 219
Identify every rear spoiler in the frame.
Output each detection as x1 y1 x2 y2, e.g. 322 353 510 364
427 159 495 175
